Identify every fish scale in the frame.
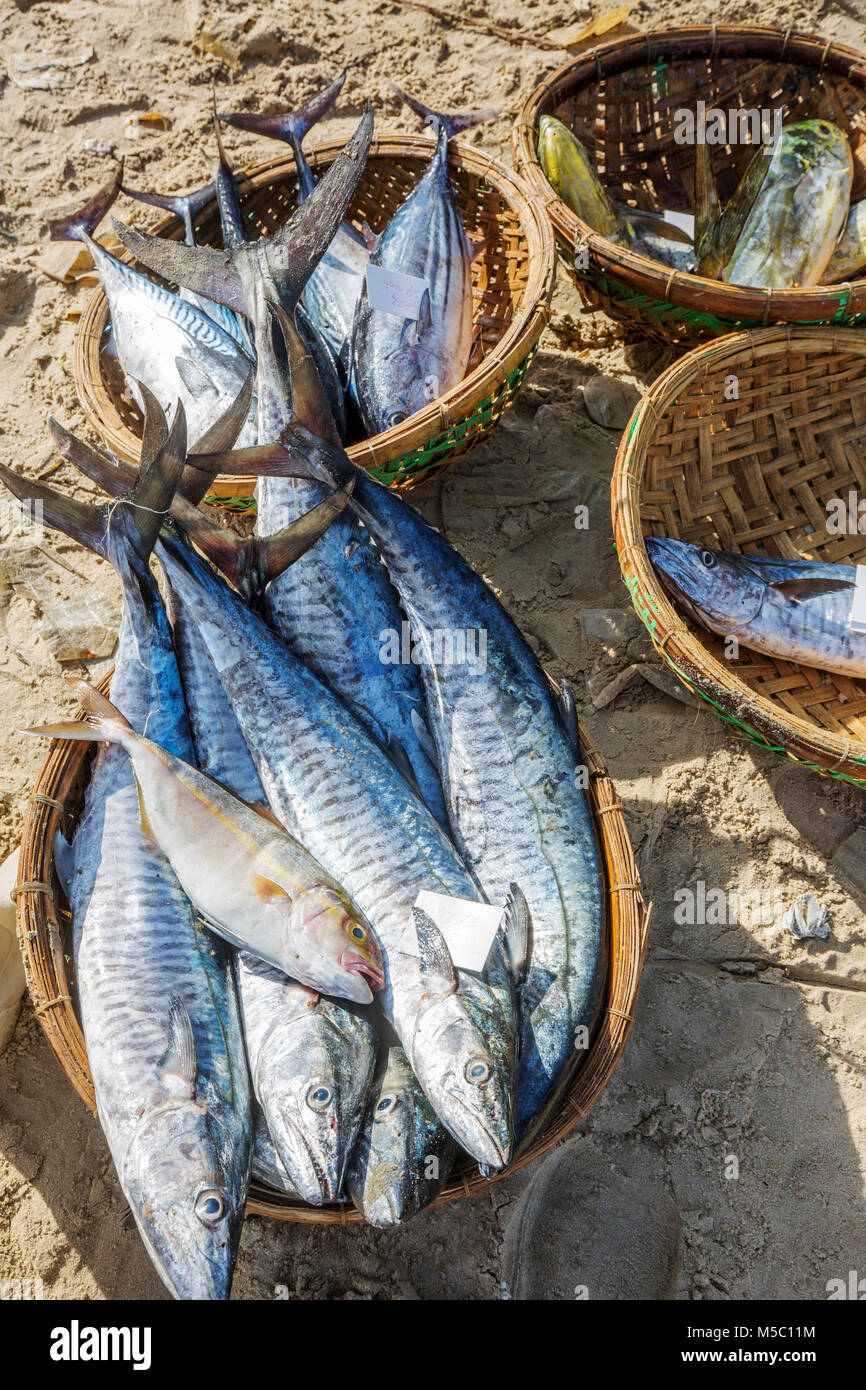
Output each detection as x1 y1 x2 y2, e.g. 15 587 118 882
157 531 515 1168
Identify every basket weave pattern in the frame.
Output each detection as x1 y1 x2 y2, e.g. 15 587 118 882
74 135 555 494
16 682 649 1222
613 325 866 786
514 26 866 346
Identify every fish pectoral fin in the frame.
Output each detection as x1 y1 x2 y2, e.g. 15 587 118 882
134 778 156 843
175 355 220 401
494 882 530 987
770 577 855 602
250 871 291 903
413 907 457 993
157 994 197 1098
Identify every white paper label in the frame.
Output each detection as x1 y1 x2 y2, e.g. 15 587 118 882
404 890 505 972
366 263 428 319
664 210 695 237
850 565 866 632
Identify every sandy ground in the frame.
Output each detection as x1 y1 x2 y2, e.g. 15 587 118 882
2 0 866 1301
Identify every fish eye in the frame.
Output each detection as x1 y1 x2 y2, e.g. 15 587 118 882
374 1093 399 1122
464 1057 491 1086
700 550 716 569
388 411 407 428
194 1187 227 1227
348 923 366 942
307 1083 333 1111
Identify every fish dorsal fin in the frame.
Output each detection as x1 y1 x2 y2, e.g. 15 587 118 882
157 994 197 1098
413 907 457 992
770 576 855 602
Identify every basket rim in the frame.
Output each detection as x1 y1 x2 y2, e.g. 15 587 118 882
512 24 866 322
16 683 649 1223
73 131 556 479
612 322 866 785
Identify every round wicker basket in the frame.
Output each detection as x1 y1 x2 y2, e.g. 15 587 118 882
74 134 555 498
15 678 648 1223
613 324 866 787
513 26 866 346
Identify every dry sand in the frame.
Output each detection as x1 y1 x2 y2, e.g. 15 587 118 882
2 0 866 1301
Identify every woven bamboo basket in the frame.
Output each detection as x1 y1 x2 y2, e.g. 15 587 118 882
73 134 555 499
514 26 866 346
613 324 866 786
16 677 649 1223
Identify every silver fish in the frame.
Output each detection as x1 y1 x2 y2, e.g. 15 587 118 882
237 964 376 1204
346 1042 458 1225
351 89 490 435
236 423 607 1147
647 536 866 678
113 106 375 443
3 407 251 1299
217 71 370 387
50 166 257 446
155 531 516 1170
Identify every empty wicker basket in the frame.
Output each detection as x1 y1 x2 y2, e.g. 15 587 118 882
514 25 866 346
74 134 555 497
16 680 649 1222
613 325 866 786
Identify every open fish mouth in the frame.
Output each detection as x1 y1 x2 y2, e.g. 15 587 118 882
340 950 385 993
442 1091 511 1171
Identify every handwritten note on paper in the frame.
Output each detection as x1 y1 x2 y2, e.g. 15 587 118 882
366 263 428 319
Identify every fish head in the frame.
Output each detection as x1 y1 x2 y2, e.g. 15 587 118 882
123 1101 244 1301
411 980 514 1171
284 885 385 1003
645 536 766 633
347 1046 443 1225
257 997 373 1203
368 317 442 436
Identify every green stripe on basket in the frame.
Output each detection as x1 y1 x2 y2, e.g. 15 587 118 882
622 565 866 788
558 250 866 338
204 347 538 507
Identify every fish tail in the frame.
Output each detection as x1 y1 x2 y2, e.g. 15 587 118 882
388 83 499 140
113 103 373 315
211 88 247 251
21 680 135 748
217 71 347 150
49 160 124 242
118 177 216 236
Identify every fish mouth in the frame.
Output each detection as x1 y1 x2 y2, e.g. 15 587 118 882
274 1121 340 1205
340 949 385 994
441 1090 512 1171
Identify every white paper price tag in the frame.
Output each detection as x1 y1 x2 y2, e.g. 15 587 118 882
401 890 505 972
366 263 428 319
849 565 866 632
663 210 695 237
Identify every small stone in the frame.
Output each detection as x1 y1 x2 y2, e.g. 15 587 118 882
582 374 640 431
